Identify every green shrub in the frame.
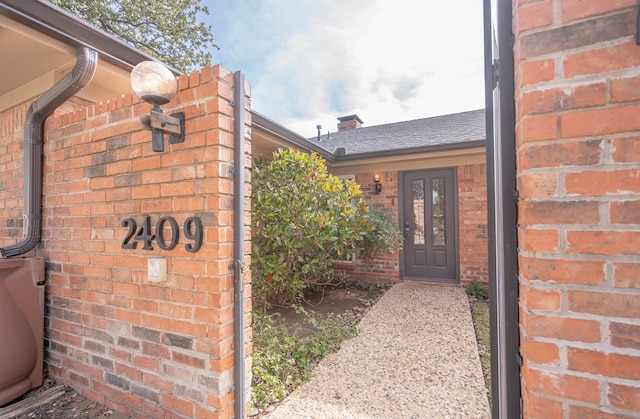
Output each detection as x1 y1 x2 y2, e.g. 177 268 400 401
356 207 403 264
251 150 372 307
465 280 488 299
251 149 403 308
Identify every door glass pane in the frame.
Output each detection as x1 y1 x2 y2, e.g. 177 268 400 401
432 177 445 246
412 179 425 244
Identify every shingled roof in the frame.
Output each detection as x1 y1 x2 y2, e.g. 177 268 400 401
312 108 486 155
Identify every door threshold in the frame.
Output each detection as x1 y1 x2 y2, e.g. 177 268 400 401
401 278 460 286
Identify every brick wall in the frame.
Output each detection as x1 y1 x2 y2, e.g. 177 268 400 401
0 102 29 242
1 65 251 418
333 165 488 285
458 164 488 285
334 171 400 283
514 1 640 417
359 171 401 282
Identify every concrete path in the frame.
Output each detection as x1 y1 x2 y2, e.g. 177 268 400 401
264 283 491 418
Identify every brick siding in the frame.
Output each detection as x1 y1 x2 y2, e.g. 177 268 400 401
0 65 251 418
458 164 489 285
333 171 400 283
514 1 640 417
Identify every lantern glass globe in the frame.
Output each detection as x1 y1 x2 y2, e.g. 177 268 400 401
130 61 177 105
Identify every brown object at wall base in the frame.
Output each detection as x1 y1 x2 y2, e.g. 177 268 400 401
0 258 45 407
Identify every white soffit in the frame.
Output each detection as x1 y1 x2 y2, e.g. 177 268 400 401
0 14 134 112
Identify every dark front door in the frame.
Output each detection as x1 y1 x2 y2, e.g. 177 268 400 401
401 168 457 282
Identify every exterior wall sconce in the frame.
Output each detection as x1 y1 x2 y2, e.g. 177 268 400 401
130 61 185 152
374 174 382 194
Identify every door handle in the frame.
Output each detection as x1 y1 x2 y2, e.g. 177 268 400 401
404 221 411 238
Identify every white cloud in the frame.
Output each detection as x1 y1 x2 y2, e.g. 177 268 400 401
205 0 485 138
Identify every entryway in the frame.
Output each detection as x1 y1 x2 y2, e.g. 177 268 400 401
400 168 457 282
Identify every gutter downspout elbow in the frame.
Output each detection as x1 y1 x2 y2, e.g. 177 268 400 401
233 71 247 419
1 46 98 258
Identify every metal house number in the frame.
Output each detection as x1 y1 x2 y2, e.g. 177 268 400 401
121 215 203 253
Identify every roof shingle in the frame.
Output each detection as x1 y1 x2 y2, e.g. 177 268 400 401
311 109 486 155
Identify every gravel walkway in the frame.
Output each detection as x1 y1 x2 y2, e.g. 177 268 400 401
264 283 491 418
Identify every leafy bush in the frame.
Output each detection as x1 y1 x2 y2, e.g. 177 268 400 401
251 310 357 408
465 280 488 299
356 207 403 263
251 150 372 306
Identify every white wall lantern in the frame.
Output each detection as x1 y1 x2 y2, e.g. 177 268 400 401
130 61 185 152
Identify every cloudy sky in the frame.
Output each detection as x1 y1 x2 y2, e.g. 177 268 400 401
202 0 486 138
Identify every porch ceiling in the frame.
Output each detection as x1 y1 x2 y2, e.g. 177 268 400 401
0 0 166 113
0 14 132 112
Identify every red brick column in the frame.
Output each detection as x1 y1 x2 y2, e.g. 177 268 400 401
514 1 640 417
458 163 488 285
24 65 251 418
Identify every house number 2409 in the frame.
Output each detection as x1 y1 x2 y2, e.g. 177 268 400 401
121 216 203 253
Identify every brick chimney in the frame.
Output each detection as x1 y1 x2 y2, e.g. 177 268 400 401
337 114 363 131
